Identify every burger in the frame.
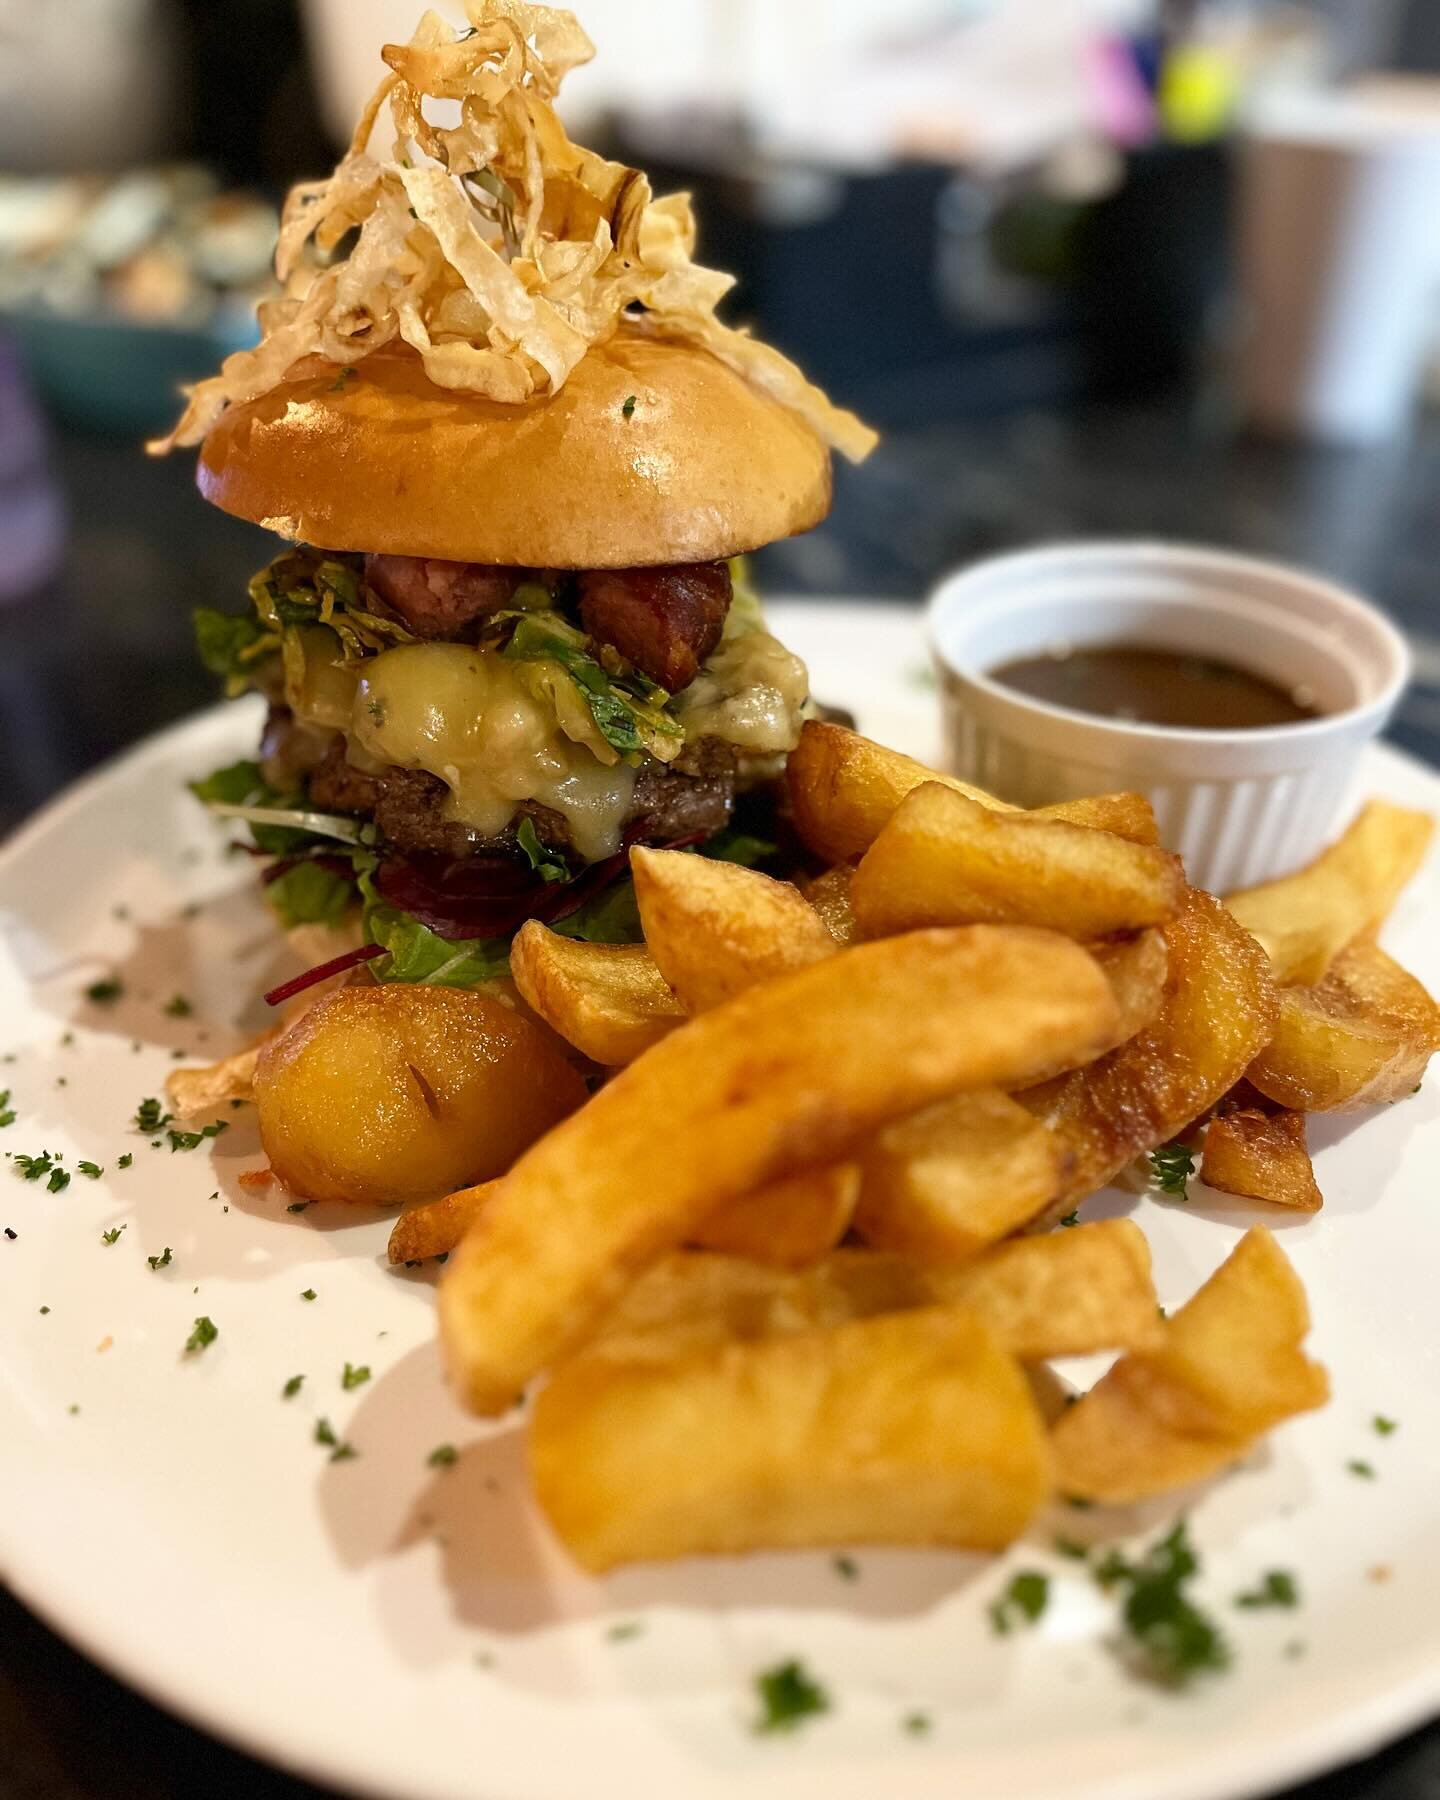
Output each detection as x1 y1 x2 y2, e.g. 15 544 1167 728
159 0 874 1010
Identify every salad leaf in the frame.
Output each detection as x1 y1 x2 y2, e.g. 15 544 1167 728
249 548 414 660
360 876 512 988
266 861 358 929
192 610 280 695
699 827 777 868
550 875 642 946
516 817 570 884
188 759 273 808
503 614 682 762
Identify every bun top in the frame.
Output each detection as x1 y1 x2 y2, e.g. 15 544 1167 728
196 333 833 568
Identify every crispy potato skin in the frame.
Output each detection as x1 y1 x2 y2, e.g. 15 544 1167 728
1246 940 1440 1111
440 925 1120 1414
1052 1227 1328 1503
256 985 586 1205
1201 1102 1322 1211
531 1308 1052 1570
1225 799 1433 985
1021 888 1277 1216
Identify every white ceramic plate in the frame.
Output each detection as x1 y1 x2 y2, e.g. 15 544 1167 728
2 602 1438 1800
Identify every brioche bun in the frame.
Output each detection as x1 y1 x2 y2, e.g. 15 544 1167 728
197 333 832 567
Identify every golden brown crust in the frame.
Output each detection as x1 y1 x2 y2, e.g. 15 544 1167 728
197 334 832 566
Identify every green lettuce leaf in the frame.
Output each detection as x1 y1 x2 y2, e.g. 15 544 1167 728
516 817 570 884
192 610 280 695
265 861 357 929
359 875 512 988
502 614 682 761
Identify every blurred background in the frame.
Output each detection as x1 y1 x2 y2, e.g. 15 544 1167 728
3 0 1440 842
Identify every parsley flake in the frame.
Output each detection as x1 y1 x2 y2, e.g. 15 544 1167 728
1234 1570 1299 1610
1054 1536 1090 1560
167 1120 228 1153
606 1620 643 1642
164 994 194 1018
329 1442 359 1463
314 1417 338 1447
117 1153 133 1169
39 1305 49 1314
133 1098 171 1133
86 978 124 1004
1347 1459 1376 1480
1058 1210 1079 1228
427 1444 458 1468
45 1165 69 1193
621 393 636 419
328 366 357 391
0 1108 13 1130
341 1361 371 1391
1102 1520 1229 1688
101 1226 124 1245
286 1201 309 1214
184 1315 218 1353
13 1151 56 1182
147 1247 172 1270
832 1554 859 1581
989 1571 1050 1635
301 1288 317 1301
282 1374 304 1399
1150 1142 1196 1196
902 1712 932 1736
754 1660 830 1734
1372 1414 1398 1436
77 1160 102 1179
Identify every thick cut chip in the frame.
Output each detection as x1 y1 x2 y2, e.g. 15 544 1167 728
851 784 1184 942
256 985 586 1206
1094 930 1170 1044
440 925 1120 1413
510 923 684 1065
1023 887 1277 1215
630 846 836 1012
1246 940 1440 1111
785 721 1158 864
692 1163 859 1267
388 1181 492 1264
1201 1098 1322 1211
854 1089 1070 1261
1225 800 1433 985
925 1220 1164 1359
800 863 860 944
1051 1227 1329 1503
530 1308 1052 1570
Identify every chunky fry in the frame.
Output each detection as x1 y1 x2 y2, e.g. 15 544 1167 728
800 863 860 944
1246 940 1440 1111
784 721 1157 864
440 925 1120 1413
1094 930 1170 1043
925 1220 1164 1359
851 784 1183 941
1225 799 1433 985
854 1089 1070 1261
692 1163 860 1267
1023 888 1277 1214
510 923 684 1065
630 846 835 1012
1051 1227 1329 1503
388 1182 493 1264
1201 1098 1322 1211
530 1308 1052 1569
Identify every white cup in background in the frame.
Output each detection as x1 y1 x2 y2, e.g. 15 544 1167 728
1237 81 1440 446
928 541 1409 894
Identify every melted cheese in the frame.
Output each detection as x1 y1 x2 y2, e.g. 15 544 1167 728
298 642 636 862
673 628 809 753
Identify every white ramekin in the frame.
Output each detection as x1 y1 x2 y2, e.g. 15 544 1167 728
927 541 1410 893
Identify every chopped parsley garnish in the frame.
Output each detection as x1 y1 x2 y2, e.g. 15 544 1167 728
621 393 636 418
147 1247 173 1270
101 1226 125 1245
329 1442 359 1463
988 1571 1050 1635
341 1361 371 1390
38 1305 49 1314
1054 1536 1090 1560
902 1712 932 1736
184 1315 218 1353
282 1374 304 1399
117 1152 133 1169
286 1201 309 1214
48 1167 70 1193
606 1620 643 1642
427 1444 458 1468
1150 1142 1196 1196
753 1659 830 1734
12 1150 56 1182
164 994 194 1018
832 1554 860 1581
1058 1210 1079 1228
167 1120 229 1153
328 366 357 391
314 1417 338 1446
1234 1570 1299 1611
1101 1520 1229 1688
134 1098 171 1133
1372 1414 1398 1436
86 978 124 1004
1347 1459 1376 1480
0 1099 12 1129
301 1288 317 1301
77 1161 102 1179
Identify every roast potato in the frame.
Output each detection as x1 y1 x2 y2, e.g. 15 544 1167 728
256 984 587 1205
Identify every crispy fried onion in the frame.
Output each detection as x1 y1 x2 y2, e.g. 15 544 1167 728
150 1 875 461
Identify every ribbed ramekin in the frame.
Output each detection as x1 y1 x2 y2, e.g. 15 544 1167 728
927 541 1410 893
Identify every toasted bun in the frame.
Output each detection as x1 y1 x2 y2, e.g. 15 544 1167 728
197 333 832 567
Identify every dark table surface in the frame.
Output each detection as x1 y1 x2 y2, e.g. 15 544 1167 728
2 388 1438 1799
